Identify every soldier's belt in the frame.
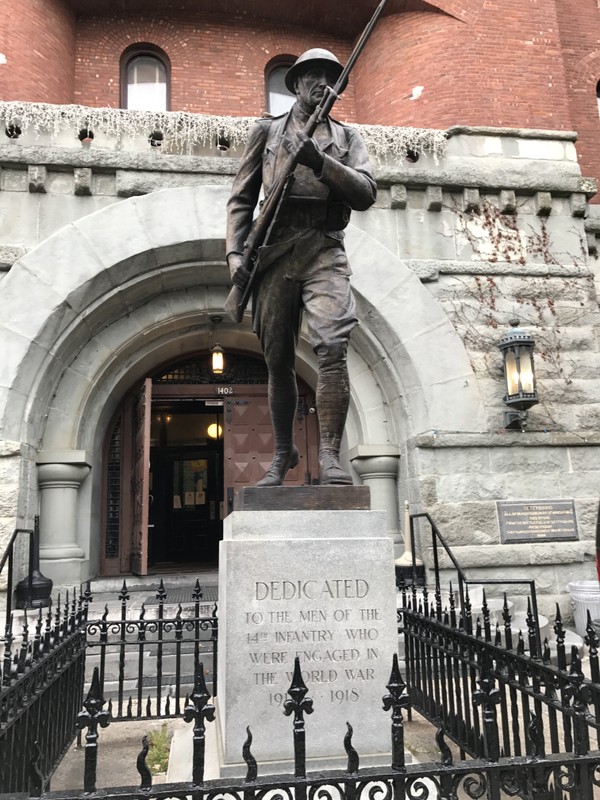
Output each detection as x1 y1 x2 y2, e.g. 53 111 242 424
276 200 350 231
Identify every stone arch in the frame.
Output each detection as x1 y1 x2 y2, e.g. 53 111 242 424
1 185 485 448
0 185 486 581
571 50 600 87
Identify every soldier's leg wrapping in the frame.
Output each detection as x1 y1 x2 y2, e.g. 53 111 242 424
315 342 353 485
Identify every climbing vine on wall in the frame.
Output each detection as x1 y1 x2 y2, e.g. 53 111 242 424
0 101 448 162
443 197 594 431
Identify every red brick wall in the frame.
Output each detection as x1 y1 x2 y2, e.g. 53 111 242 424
352 5 572 130
555 0 600 197
3 0 600 196
73 14 356 120
0 0 75 103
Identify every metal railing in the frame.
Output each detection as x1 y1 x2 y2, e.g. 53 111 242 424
4 511 600 798
84 579 218 720
408 511 544 653
0 590 89 792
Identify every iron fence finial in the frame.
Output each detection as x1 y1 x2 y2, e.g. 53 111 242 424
382 653 410 771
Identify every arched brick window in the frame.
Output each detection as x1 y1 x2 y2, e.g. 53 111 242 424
265 56 296 115
121 44 170 111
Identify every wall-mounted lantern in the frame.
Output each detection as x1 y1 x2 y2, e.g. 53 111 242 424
497 318 538 430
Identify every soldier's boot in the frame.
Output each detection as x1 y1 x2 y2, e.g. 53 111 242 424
256 445 300 487
316 350 353 485
256 379 299 487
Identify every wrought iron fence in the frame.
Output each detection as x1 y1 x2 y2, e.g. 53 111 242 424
84 579 218 721
5 509 600 798
399 510 600 767
0 577 218 792
0 591 89 792
399 580 600 764
11 653 600 800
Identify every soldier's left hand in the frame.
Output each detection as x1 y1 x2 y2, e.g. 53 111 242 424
287 131 324 172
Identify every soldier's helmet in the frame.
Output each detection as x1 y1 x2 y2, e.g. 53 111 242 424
285 48 346 93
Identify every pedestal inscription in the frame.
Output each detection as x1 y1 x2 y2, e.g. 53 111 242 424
218 510 397 769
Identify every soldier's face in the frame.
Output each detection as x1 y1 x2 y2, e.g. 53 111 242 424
295 66 337 109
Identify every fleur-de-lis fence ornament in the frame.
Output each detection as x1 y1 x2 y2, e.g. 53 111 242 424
183 662 215 785
76 666 111 793
473 653 500 762
382 653 410 771
564 646 592 756
283 656 314 779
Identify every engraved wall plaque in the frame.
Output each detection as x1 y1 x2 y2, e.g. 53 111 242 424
497 499 578 544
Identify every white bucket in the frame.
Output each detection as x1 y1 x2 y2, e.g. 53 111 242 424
567 581 600 637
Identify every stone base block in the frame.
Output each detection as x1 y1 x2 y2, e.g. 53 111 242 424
40 557 88 587
217 509 397 771
234 486 371 511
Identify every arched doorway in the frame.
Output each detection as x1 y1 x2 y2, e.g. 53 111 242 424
100 351 319 576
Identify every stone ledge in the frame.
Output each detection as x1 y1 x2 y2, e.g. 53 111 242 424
377 163 594 196
446 126 578 141
1 144 595 198
0 144 238 175
409 431 600 449
407 259 591 282
430 540 594 570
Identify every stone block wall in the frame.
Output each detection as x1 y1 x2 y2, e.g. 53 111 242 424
1 115 599 617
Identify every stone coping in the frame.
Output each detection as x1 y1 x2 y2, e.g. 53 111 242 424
431 539 594 570
409 431 600 449
0 142 594 198
446 125 578 141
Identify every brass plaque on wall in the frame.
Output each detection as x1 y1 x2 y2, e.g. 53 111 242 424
497 500 578 544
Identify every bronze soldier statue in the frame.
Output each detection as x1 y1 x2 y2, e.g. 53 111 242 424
226 48 377 487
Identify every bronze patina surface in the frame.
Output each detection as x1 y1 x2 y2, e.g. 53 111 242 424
226 49 377 487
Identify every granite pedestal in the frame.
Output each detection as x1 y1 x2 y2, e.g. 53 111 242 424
217 500 398 775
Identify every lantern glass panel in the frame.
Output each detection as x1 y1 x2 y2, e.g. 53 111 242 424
519 349 534 394
211 348 224 375
504 350 519 396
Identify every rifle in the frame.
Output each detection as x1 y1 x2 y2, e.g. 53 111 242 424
224 0 390 323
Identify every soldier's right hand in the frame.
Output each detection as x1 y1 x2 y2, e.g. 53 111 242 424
228 253 251 289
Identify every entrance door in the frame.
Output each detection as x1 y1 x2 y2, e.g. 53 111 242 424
150 450 222 564
148 404 224 568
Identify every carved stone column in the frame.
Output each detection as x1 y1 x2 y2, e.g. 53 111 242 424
350 445 400 543
37 451 91 584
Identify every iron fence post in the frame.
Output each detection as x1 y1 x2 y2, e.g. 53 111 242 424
283 656 313 781
76 666 111 794
183 661 215 786
383 653 410 772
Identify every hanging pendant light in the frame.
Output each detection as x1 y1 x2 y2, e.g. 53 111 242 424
211 343 224 375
